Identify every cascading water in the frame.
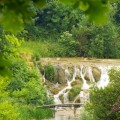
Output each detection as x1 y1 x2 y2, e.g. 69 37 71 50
42 72 46 83
42 64 118 105
97 66 110 88
63 91 69 104
88 66 95 83
80 65 90 90
40 58 120 120
54 66 78 104
58 65 113 105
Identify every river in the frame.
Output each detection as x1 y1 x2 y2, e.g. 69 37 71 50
45 108 82 120
41 58 120 120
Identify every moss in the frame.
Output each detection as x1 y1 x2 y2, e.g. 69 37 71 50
71 80 81 86
51 87 59 95
44 63 55 83
69 86 81 101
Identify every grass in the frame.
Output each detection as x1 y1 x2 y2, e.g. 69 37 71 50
19 40 64 58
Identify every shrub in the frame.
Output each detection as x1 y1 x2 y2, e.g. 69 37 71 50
81 68 120 120
7 60 47 105
44 63 55 83
0 101 19 120
0 76 19 120
5 60 54 119
30 107 53 119
18 105 53 120
78 109 94 120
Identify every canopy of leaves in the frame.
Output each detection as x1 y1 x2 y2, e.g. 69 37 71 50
0 0 118 32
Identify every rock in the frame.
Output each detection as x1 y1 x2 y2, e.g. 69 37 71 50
68 66 74 80
71 80 80 86
59 94 64 103
92 66 101 82
54 64 67 84
51 87 59 95
84 72 90 81
69 86 81 101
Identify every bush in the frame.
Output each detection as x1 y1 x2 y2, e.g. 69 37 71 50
0 101 19 120
81 68 120 120
7 60 47 105
30 108 53 119
5 60 54 119
78 109 94 120
18 105 53 120
0 76 19 120
44 63 55 83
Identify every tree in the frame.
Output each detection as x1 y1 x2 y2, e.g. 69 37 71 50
0 0 118 32
35 1 81 36
71 16 120 58
24 0 82 40
113 1 120 24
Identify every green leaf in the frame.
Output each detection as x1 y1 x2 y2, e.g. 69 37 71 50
0 10 24 33
85 1 111 25
34 0 46 8
0 54 11 77
58 0 77 5
79 1 89 11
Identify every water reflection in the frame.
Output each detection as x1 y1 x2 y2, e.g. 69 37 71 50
54 108 80 120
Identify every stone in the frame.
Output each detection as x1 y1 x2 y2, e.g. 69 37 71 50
92 66 101 82
59 94 64 103
54 64 67 84
71 80 80 86
51 87 59 95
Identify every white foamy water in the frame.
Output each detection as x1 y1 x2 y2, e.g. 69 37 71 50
97 66 110 88
54 66 78 104
42 63 120 106
42 62 120 120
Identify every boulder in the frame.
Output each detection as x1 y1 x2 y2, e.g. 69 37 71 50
54 64 67 84
71 80 81 86
92 66 101 82
51 87 59 95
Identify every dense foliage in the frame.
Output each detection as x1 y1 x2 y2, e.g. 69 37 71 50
80 69 120 120
0 0 118 33
1 0 120 120
44 63 55 83
0 32 53 119
21 1 120 58
73 20 120 58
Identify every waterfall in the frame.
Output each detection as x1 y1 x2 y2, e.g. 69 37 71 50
97 66 110 88
53 65 111 105
65 67 70 81
80 65 90 90
63 91 69 104
54 95 62 104
88 66 95 83
42 62 120 106
54 66 78 104
42 72 46 83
